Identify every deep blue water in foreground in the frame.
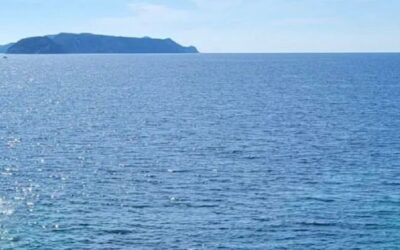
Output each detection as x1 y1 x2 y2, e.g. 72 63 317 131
0 54 400 249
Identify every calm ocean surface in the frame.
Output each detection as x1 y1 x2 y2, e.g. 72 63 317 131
0 54 399 249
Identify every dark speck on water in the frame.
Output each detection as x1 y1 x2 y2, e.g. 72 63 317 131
0 54 400 249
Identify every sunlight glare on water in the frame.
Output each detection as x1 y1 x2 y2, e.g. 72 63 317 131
0 54 400 249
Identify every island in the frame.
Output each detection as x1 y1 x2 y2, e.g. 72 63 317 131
2 33 199 54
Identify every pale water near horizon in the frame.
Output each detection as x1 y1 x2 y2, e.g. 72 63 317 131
0 54 400 249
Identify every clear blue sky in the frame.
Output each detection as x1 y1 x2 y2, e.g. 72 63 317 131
1 0 399 52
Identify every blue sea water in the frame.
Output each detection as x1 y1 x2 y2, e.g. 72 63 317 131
0 54 400 249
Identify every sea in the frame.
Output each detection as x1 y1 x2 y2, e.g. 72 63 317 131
0 54 399 249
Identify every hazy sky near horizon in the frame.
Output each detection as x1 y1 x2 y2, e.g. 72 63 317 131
0 0 399 52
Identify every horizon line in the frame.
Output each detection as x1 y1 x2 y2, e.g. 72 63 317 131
1 52 400 55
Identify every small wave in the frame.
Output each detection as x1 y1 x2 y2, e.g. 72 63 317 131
304 196 335 203
167 169 190 173
296 221 337 227
381 181 400 186
102 229 133 235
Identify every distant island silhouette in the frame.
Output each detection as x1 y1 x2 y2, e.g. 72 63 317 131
0 33 198 54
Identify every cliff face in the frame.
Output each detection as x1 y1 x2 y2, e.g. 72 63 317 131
0 43 13 53
7 37 64 54
6 33 199 54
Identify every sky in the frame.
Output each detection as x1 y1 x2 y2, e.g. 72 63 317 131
0 0 399 52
